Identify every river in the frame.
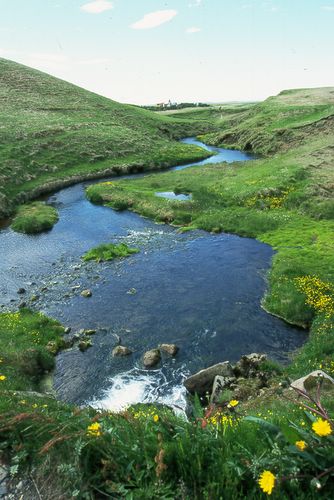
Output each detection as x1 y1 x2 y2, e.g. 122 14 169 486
0 139 306 411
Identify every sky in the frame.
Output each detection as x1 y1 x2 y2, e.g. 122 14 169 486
0 0 333 104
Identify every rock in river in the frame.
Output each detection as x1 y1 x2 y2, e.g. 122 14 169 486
81 289 92 298
184 361 234 396
159 343 179 356
112 345 133 357
143 349 161 368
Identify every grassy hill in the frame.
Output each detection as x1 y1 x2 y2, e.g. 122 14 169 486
0 58 213 218
197 87 334 154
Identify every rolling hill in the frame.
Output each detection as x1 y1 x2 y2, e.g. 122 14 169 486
0 58 212 218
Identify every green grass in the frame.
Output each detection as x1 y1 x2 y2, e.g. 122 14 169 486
0 309 66 392
82 242 139 262
10 201 59 234
0 58 214 219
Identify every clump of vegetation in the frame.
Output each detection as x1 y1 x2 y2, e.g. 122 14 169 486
82 242 139 262
0 367 333 498
0 308 65 391
11 201 59 234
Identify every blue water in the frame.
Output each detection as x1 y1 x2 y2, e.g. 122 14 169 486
155 192 192 201
0 139 305 411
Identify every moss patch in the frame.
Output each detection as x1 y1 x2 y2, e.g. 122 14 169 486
82 242 139 262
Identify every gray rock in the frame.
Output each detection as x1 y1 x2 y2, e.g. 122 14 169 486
78 339 92 351
291 370 334 393
234 353 267 378
64 327 71 334
112 345 133 357
17 288 26 294
159 343 179 356
143 349 161 368
184 362 234 396
81 289 92 298
83 329 96 336
18 301 27 309
210 375 237 405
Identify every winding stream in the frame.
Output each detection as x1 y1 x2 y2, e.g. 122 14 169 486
0 139 306 411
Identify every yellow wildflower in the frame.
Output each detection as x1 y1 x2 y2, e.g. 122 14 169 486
0 375 7 381
228 400 239 408
87 422 102 437
295 440 307 451
153 415 159 423
258 470 276 495
312 418 332 437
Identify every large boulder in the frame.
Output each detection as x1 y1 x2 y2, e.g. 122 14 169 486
112 345 132 357
159 343 179 356
143 349 161 368
184 362 234 396
234 353 267 378
291 370 334 393
210 375 236 405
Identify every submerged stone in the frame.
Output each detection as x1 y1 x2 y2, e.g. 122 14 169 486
112 345 133 357
159 343 179 356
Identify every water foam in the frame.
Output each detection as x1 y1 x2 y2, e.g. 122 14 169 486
89 368 187 414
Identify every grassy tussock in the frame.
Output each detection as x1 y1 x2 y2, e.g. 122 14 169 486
11 201 59 234
82 242 139 262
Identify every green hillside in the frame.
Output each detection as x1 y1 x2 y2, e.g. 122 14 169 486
0 58 212 218
198 87 334 154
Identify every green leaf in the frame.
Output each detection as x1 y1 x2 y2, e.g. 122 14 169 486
243 416 281 434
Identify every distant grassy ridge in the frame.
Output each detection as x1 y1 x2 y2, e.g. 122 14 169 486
0 58 214 219
196 87 334 154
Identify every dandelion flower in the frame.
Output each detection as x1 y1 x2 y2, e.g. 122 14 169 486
228 400 239 407
312 418 332 437
153 415 159 423
0 375 6 381
87 422 102 437
295 440 307 451
258 470 276 495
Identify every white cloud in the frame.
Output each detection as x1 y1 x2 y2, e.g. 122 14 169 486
81 1 113 14
322 5 334 10
130 10 177 30
189 0 202 6
186 27 201 34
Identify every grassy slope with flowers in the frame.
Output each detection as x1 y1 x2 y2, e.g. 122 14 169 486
1 88 334 498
